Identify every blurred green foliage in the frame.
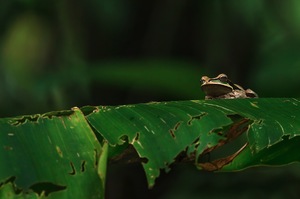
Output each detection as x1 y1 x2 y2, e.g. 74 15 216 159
1 1 300 198
1 1 300 117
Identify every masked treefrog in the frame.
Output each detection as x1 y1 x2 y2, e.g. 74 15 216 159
200 74 258 99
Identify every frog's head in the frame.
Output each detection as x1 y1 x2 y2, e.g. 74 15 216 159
200 74 233 97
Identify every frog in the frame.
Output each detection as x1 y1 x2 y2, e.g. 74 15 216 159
200 74 258 99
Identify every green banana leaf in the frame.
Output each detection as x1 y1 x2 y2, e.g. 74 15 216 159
1 98 300 198
0 108 104 198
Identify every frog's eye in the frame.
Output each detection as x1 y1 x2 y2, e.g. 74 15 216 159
200 76 208 84
218 74 228 83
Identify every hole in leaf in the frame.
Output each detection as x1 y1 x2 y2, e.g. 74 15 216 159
195 117 252 170
140 157 148 164
42 110 74 119
187 113 207 125
1 176 16 185
9 115 40 126
0 176 22 194
81 160 86 172
94 149 99 167
134 132 140 141
226 114 244 122
192 137 200 147
169 129 175 138
68 162 76 175
80 106 97 115
197 127 249 170
119 135 129 143
169 121 182 138
174 122 181 130
109 145 148 164
257 119 263 124
198 151 211 163
30 182 66 196
198 143 248 171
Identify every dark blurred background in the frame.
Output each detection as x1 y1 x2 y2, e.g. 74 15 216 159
1 1 300 198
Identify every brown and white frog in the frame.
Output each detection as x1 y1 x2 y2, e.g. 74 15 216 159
200 74 258 99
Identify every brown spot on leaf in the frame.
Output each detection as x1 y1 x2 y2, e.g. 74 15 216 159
3 145 13 150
